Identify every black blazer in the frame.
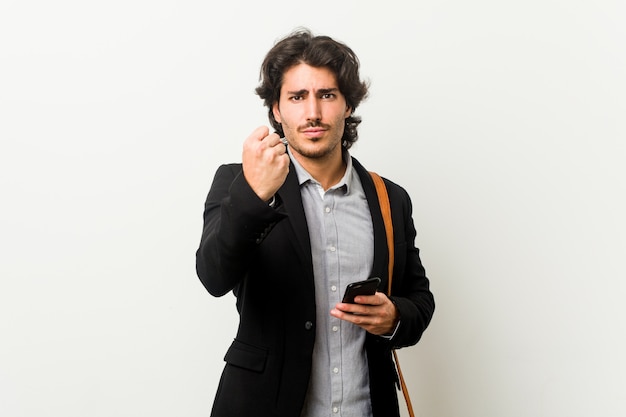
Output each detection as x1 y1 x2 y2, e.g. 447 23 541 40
196 156 434 417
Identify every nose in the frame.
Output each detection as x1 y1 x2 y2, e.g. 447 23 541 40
305 96 322 122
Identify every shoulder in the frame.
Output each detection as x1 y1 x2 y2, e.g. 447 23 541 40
205 163 244 201
351 157 414 219
214 163 243 177
209 163 244 188
351 157 411 199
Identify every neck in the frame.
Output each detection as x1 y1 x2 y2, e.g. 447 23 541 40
294 150 347 191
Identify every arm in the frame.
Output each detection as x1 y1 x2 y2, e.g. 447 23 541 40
195 165 287 296
386 186 435 349
195 127 289 297
331 183 435 347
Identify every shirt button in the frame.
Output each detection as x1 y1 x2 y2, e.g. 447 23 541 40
331 285 337 292
333 407 339 413
332 326 338 332
329 246 336 252
325 207 331 213
333 367 339 374
304 321 313 330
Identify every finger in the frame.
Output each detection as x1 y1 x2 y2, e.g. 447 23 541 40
262 132 284 147
331 308 364 323
353 292 385 306
248 125 270 142
335 302 370 316
273 141 288 156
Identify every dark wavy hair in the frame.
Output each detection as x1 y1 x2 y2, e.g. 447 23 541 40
255 28 369 149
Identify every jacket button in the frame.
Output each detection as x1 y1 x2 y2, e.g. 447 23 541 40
304 321 313 330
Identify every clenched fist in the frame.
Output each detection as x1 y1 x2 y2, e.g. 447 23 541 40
242 126 290 202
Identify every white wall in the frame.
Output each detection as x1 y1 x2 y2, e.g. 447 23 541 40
1 1 625 416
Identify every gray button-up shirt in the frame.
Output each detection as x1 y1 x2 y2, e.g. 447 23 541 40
290 150 375 417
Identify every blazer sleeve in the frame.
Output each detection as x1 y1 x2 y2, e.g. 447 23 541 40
195 164 287 297
386 182 435 349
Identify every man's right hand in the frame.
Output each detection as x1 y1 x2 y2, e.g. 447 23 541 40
242 126 290 202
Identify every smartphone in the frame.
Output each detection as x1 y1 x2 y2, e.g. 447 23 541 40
341 277 381 303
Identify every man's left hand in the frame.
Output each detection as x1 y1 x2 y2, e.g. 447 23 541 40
331 292 399 336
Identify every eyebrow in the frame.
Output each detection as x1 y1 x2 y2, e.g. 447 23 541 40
286 88 339 96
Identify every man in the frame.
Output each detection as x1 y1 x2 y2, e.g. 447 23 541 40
196 28 434 417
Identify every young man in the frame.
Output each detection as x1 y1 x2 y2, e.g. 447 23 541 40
196 28 435 417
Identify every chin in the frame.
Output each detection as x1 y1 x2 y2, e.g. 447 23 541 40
302 144 340 159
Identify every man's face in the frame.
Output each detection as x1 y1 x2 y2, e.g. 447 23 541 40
272 63 351 163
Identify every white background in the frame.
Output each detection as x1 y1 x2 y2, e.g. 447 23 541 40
1 1 625 416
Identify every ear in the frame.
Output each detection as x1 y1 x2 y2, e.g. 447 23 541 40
344 105 352 119
272 102 282 124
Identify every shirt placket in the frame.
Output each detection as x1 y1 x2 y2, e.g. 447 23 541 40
324 189 343 415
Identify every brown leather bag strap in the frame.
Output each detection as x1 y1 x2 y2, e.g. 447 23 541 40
370 171 394 294
370 171 416 417
393 350 415 417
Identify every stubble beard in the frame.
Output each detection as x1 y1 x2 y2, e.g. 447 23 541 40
285 121 344 160
289 137 340 160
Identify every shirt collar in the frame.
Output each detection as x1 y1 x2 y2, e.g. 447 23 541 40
288 146 353 194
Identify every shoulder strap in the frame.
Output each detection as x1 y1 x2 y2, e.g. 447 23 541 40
369 171 394 295
369 171 416 417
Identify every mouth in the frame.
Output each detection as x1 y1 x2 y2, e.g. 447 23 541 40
301 127 327 139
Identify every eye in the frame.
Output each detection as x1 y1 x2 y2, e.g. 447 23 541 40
321 93 335 99
289 95 303 101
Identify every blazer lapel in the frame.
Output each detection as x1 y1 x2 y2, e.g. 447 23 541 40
275 157 389 292
353 158 390 289
276 165 314 273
